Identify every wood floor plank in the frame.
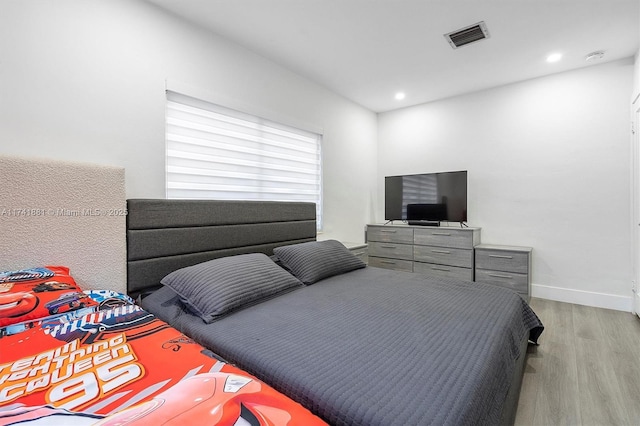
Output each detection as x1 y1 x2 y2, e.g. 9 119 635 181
514 345 542 425
531 341 581 425
607 349 640 424
530 298 574 345
516 298 640 426
572 303 604 342
574 336 629 425
596 307 640 355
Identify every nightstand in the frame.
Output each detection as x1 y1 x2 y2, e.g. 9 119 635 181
342 242 368 264
475 244 532 301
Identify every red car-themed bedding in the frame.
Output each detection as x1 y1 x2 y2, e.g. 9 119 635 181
0 266 99 334
0 267 326 425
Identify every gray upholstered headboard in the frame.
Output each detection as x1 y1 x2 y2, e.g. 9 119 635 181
126 199 316 298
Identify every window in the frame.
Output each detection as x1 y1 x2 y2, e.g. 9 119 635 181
166 91 323 228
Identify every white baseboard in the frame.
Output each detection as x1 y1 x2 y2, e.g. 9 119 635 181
532 284 633 312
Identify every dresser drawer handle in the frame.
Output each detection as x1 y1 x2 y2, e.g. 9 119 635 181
432 232 451 236
381 260 397 265
489 255 513 259
431 249 451 254
380 245 397 249
488 273 513 279
380 230 397 233
432 266 450 271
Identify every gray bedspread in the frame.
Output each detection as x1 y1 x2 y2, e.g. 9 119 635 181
142 266 543 426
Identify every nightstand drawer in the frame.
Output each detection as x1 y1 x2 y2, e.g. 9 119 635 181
475 269 528 294
369 257 413 272
476 248 529 274
368 242 413 260
367 226 414 244
414 228 473 249
414 262 473 281
413 245 473 268
348 245 368 263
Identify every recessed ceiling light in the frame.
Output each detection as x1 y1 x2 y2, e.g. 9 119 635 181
395 92 406 100
546 53 562 63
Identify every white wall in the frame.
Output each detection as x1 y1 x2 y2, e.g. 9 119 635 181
633 48 640 316
634 49 640 101
378 59 635 311
635 2 640 100
0 0 377 244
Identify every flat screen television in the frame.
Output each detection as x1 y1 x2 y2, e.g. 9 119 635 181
385 171 467 225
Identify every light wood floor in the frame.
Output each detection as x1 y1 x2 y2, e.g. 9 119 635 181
515 298 640 426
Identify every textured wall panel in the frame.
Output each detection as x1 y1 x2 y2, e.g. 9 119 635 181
0 155 126 293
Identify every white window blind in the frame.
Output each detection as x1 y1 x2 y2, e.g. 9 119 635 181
166 91 323 228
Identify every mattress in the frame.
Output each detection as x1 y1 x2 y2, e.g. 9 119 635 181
143 266 544 426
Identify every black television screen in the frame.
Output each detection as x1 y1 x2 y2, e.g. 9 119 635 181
385 171 467 224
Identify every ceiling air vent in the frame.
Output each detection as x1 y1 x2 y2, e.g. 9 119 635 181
444 21 490 49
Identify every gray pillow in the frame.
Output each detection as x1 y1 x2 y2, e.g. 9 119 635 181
160 253 302 323
273 240 366 285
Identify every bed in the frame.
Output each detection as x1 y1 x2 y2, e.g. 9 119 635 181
128 199 544 426
0 157 326 425
0 266 326 425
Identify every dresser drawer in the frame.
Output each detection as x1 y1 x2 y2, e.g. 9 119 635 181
367 226 414 244
368 242 413 260
475 269 528 294
414 262 473 281
414 228 473 249
475 248 529 274
369 257 413 272
413 245 473 268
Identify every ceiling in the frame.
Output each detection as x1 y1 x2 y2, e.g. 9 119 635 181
147 0 639 113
